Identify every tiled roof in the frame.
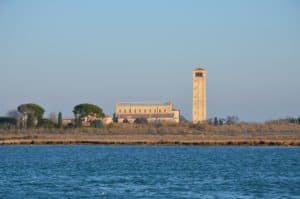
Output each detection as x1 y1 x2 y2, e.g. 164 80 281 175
194 67 205 71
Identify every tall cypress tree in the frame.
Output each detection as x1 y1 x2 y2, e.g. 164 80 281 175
58 112 62 128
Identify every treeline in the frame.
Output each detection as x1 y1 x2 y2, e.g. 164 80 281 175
206 116 240 125
0 103 63 129
1 102 300 135
0 102 105 129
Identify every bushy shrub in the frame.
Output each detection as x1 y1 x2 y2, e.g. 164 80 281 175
91 120 104 128
40 119 56 128
134 118 148 124
123 119 129 123
0 117 17 128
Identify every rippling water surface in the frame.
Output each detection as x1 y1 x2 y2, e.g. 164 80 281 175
0 145 299 198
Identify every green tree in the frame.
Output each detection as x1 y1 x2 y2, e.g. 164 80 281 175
17 103 45 127
123 118 129 123
112 113 118 123
57 112 62 128
0 117 17 129
73 103 105 127
134 118 148 124
91 120 104 128
214 117 219 126
40 118 56 128
27 114 35 128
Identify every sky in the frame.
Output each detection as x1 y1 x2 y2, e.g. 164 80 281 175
0 0 299 122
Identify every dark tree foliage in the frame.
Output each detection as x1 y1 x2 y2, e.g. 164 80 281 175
123 119 129 123
17 103 45 127
73 103 105 127
91 120 104 128
112 113 118 123
0 117 17 128
73 103 105 118
214 117 219 125
40 119 56 128
226 116 239 125
134 118 148 124
219 118 225 125
17 103 44 117
58 112 62 128
26 114 35 128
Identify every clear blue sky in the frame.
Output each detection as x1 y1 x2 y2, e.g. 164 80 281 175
0 0 299 121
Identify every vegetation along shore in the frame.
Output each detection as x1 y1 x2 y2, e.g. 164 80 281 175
1 122 300 146
0 103 300 146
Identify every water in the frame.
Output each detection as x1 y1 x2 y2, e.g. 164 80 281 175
0 146 299 199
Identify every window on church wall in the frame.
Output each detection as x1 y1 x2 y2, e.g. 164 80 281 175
124 109 126 113
144 109 146 113
119 109 122 113
139 109 141 113
129 109 131 113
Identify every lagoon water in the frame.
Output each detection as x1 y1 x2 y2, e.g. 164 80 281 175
0 146 299 199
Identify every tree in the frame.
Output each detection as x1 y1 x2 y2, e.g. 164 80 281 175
17 103 45 127
226 116 239 125
134 118 148 124
27 114 35 128
40 118 56 128
0 117 17 129
112 113 118 123
214 117 219 126
91 120 104 128
218 118 225 125
73 103 105 127
123 118 129 123
57 112 62 128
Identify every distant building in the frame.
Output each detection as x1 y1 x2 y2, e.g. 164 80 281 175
192 67 207 123
62 115 113 127
115 101 180 123
102 115 113 125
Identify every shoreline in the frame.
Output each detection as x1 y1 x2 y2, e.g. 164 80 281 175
1 133 299 146
1 141 300 146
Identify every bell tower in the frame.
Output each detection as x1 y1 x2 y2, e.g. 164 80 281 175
192 67 207 123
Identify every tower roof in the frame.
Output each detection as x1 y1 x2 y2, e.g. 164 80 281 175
194 67 206 71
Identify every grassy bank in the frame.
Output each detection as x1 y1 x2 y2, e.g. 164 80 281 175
1 123 300 146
